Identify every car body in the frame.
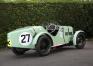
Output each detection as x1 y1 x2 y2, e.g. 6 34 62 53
7 24 86 56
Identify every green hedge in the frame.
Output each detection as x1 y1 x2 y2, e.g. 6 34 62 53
0 3 93 47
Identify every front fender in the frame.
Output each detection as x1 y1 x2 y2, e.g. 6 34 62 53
32 32 52 48
73 30 85 45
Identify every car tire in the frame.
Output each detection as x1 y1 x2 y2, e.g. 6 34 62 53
35 35 52 56
12 48 26 55
75 32 86 49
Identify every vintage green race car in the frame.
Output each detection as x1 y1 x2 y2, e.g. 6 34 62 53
7 24 86 56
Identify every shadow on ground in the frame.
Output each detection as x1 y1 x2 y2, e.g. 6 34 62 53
13 46 77 58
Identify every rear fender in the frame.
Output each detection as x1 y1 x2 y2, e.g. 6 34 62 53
32 32 52 48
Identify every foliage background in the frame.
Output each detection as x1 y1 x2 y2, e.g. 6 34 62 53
0 3 93 47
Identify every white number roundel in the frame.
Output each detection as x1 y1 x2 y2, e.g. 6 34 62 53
19 32 32 46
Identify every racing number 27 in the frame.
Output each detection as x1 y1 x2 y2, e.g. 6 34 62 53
21 34 30 43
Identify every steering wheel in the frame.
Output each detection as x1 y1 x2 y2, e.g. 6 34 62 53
47 24 57 33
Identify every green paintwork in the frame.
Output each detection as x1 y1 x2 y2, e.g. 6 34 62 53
7 26 73 49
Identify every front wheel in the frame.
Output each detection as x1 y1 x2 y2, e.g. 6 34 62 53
75 32 86 49
35 35 52 56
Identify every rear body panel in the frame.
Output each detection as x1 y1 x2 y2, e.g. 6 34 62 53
8 26 35 49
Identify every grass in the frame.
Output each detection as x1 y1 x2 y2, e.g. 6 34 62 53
0 0 93 3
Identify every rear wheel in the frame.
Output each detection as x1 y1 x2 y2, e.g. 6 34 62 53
36 35 52 56
12 48 26 55
75 33 86 49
